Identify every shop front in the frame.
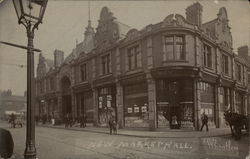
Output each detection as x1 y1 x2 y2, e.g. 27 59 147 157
123 82 149 128
156 78 194 129
75 91 94 123
97 85 117 126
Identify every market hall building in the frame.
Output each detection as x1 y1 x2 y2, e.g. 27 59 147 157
35 3 249 131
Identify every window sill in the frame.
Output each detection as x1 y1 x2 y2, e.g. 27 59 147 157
125 68 143 75
163 60 188 63
99 73 113 79
203 66 214 72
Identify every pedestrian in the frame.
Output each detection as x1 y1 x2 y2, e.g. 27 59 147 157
9 113 16 128
200 112 209 132
112 118 117 135
83 114 87 127
65 113 69 128
108 116 115 135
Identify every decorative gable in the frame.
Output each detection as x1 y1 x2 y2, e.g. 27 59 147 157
161 14 194 28
95 7 130 51
215 7 233 49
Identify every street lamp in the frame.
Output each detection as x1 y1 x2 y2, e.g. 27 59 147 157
12 0 48 159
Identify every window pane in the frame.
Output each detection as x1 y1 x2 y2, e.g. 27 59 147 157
165 36 174 43
175 36 183 43
176 44 183 60
166 44 174 60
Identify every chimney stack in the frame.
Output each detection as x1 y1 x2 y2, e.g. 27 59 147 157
186 2 203 27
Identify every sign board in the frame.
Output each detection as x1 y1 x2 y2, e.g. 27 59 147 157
107 95 112 101
134 107 139 113
127 108 132 113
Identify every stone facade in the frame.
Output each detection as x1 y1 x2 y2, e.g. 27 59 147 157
35 3 249 130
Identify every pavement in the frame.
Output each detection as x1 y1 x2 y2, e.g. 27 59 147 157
38 122 239 139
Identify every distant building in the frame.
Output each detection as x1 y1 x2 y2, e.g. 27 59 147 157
0 90 26 119
35 3 249 130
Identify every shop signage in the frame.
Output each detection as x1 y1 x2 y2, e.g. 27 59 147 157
141 106 147 112
127 108 132 113
134 107 139 113
107 95 112 101
107 101 111 107
99 96 103 101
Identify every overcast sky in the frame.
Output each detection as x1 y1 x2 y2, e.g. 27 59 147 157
0 0 249 96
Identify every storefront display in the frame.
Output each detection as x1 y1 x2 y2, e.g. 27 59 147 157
156 79 194 129
124 82 149 127
98 86 116 126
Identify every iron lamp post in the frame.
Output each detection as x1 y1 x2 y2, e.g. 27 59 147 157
12 0 48 159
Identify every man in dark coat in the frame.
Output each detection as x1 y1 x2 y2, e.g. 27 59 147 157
200 112 209 131
0 128 14 158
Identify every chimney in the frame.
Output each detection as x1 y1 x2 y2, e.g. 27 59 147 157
54 49 64 68
186 2 203 27
238 45 249 59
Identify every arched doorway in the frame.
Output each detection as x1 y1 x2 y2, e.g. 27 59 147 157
61 76 72 118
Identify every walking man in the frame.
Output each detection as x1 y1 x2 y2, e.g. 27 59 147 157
108 115 115 135
200 112 209 131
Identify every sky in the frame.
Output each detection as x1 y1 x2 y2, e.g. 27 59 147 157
0 0 249 96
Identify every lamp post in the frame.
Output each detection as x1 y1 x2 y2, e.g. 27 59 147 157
12 0 48 159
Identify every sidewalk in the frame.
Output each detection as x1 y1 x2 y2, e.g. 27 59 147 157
39 123 233 138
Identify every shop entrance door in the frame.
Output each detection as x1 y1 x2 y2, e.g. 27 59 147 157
168 81 181 129
62 95 72 118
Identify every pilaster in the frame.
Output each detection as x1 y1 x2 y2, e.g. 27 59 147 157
194 79 201 130
147 74 157 131
116 82 124 128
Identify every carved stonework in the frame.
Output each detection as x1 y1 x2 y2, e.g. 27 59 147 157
162 14 174 27
215 7 233 49
124 29 141 42
161 14 193 28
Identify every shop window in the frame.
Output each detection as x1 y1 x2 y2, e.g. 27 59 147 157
203 44 212 68
236 64 242 82
80 63 87 81
127 45 141 70
222 54 229 75
101 54 111 75
164 35 185 61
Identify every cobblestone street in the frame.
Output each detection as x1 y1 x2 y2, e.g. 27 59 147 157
1 121 249 159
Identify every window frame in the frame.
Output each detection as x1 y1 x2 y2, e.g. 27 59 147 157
80 63 87 82
127 44 141 71
101 53 111 75
163 34 186 61
221 54 229 75
203 43 212 68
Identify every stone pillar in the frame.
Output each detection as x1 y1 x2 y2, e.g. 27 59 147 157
116 82 124 128
92 88 99 126
244 94 248 115
147 74 157 131
215 84 221 128
231 87 236 112
57 95 62 119
71 92 77 118
194 79 201 130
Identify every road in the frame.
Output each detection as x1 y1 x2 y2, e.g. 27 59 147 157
1 121 249 159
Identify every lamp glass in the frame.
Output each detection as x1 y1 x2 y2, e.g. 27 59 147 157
12 0 22 20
